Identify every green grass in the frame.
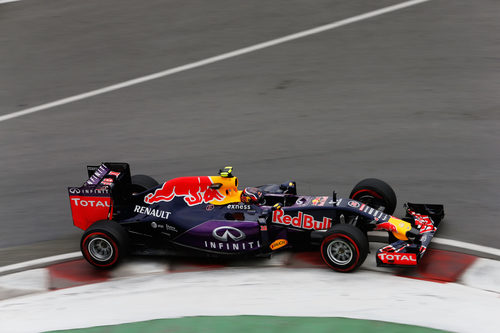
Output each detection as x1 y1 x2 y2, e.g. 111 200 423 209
47 315 454 333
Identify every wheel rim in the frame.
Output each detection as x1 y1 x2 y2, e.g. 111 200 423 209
326 239 353 265
88 237 114 261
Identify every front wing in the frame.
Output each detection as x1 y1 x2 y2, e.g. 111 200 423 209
376 202 444 267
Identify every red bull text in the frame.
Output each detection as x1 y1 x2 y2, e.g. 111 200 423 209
272 210 332 230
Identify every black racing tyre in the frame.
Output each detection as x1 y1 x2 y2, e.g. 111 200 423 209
349 178 397 215
320 224 369 273
80 220 129 269
130 174 159 193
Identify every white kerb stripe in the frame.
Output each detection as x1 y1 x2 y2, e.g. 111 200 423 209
0 0 431 123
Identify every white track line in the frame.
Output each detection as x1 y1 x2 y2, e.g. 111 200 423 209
0 0 431 123
370 231 500 256
0 0 19 4
0 252 81 274
433 238 500 257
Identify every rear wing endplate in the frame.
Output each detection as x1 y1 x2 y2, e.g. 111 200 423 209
68 162 131 230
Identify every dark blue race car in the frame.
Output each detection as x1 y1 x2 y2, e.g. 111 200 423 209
68 163 444 272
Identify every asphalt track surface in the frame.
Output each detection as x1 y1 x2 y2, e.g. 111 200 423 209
1 0 499 264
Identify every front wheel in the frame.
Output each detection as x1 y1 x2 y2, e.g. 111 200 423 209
349 178 397 215
320 224 369 273
81 220 129 269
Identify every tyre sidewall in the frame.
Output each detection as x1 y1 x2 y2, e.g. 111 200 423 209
320 224 369 272
81 231 120 268
80 220 128 268
321 233 360 272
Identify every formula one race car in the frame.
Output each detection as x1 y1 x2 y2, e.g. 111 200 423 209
68 163 444 272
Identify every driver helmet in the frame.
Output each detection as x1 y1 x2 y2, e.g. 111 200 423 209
241 187 264 205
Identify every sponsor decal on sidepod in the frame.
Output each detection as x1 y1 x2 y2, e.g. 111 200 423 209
203 226 261 251
272 210 332 230
212 226 246 242
150 222 177 232
270 239 288 250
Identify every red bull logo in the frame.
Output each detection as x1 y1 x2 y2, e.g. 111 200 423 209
144 176 226 206
375 221 397 233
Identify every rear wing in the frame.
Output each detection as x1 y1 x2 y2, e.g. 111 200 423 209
68 162 131 230
85 162 131 186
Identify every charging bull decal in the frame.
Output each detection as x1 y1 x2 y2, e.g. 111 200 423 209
144 176 226 206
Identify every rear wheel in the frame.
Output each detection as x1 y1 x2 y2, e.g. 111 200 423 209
130 174 159 194
81 220 129 269
320 224 369 272
349 178 397 215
